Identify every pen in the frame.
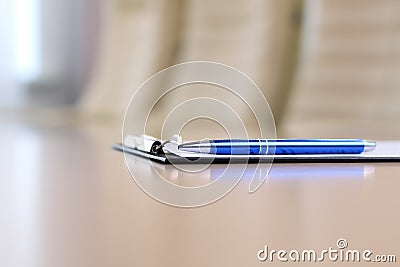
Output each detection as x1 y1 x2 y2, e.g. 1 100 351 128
177 139 376 155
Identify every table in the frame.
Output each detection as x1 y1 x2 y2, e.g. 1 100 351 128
1 114 399 266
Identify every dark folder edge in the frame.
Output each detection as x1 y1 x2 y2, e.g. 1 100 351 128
112 143 400 164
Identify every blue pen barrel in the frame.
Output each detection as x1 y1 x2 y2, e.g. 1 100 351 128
210 140 268 155
273 139 366 155
209 139 366 155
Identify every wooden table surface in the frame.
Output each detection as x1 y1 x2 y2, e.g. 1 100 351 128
1 114 400 267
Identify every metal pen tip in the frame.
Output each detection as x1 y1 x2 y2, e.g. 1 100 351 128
363 141 376 152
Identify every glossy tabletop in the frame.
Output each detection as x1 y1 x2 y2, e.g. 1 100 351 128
1 115 400 267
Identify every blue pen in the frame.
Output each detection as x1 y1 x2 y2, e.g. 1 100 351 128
177 139 376 155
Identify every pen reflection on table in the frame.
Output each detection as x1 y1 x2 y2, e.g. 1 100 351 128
125 154 375 188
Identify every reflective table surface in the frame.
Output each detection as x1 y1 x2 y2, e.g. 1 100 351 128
1 116 400 267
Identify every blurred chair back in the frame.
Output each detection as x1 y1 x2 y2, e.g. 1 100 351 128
80 0 302 137
281 0 400 139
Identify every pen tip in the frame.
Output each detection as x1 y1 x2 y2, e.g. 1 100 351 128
364 141 376 152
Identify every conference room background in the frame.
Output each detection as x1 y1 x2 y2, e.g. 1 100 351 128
1 0 399 139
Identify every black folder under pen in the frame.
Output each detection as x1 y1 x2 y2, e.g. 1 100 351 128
112 141 400 164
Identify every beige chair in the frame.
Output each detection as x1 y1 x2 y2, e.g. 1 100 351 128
80 0 182 120
80 0 400 139
79 0 302 138
280 0 400 139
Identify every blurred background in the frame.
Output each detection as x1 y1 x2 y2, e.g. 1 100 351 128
1 1 400 266
1 0 400 139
